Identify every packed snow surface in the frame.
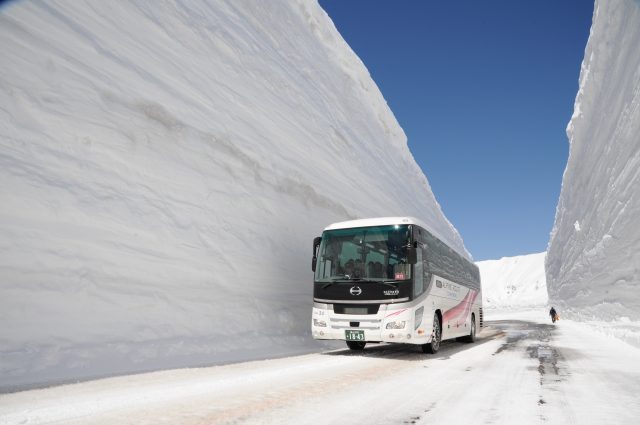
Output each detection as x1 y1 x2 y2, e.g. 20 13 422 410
0 1 468 391
546 0 640 324
2 309 640 425
477 252 548 310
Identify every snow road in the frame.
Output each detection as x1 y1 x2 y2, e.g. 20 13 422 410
1 310 639 425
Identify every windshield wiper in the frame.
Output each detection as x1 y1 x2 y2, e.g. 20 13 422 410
322 276 362 289
322 277 350 289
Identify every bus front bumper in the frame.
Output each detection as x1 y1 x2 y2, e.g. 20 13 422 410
311 304 431 345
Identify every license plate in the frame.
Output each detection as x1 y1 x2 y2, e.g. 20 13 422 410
344 307 368 315
345 329 365 341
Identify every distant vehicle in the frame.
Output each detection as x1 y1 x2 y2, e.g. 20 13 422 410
311 217 482 353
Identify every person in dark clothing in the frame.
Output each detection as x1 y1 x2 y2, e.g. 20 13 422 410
549 307 558 323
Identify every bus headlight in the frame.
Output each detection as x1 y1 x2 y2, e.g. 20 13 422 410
385 320 406 329
313 319 327 327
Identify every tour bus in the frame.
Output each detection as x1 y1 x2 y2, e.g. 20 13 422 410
311 217 482 353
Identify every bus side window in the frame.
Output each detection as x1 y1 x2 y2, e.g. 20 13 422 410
414 244 425 297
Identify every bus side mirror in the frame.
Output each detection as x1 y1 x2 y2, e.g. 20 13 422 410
312 236 321 272
406 243 418 265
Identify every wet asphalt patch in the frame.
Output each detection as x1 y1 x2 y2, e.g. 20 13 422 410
487 319 572 418
527 344 561 382
488 321 564 378
488 320 556 356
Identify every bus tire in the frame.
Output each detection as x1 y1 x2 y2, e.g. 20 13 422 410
422 313 441 354
463 314 476 343
346 341 366 350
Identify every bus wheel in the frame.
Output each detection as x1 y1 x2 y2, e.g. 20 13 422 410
463 314 476 343
422 313 441 354
346 341 366 350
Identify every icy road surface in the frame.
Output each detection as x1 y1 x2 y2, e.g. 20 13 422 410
1 310 639 425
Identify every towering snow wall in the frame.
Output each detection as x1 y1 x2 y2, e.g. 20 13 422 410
0 1 467 390
546 0 640 322
477 252 548 310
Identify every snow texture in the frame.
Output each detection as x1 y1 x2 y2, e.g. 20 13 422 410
546 0 640 324
477 252 548 310
0 0 467 391
2 309 640 425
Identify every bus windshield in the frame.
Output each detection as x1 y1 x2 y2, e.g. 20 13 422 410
314 225 412 282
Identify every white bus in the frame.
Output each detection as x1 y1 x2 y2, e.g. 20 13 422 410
311 217 482 353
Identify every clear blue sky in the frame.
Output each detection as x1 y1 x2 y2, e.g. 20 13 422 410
319 0 594 261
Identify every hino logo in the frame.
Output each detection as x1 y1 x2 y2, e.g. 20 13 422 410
350 286 362 296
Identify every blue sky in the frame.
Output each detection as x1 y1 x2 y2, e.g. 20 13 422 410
319 0 594 261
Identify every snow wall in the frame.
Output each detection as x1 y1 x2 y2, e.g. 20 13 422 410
0 1 468 391
546 0 640 322
477 252 548 311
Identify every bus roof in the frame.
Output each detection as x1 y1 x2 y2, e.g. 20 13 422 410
323 216 430 231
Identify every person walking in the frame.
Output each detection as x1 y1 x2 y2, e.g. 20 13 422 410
549 307 558 323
